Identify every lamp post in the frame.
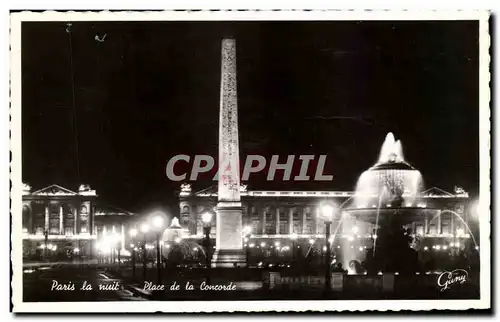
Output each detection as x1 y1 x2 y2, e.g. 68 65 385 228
202 212 213 283
151 214 165 285
129 228 138 280
242 225 252 267
321 204 335 292
140 223 149 281
290 233 298 266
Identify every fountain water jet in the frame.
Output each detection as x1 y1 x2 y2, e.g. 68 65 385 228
378 133 405 164
372 187 386 255
428 210 478 248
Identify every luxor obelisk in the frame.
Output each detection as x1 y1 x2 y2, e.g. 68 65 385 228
211 38 246 267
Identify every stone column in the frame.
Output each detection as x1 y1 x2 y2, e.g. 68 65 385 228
302 207 307 234
437 211 442 235
192 204 198 235
44 204 49 233
275 208 280 235
424 214 429 235
261 206 267 234
77 203 81 235
196 206 203 235
88 201 93 235
312 206 317 235
91 203 96 235
288 207 294 235
73 205 78 235
28 203 33 234
315 207 321 234
252 205 258 232
59 205 64 235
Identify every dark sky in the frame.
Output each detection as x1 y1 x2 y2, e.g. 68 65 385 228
22 21 479 214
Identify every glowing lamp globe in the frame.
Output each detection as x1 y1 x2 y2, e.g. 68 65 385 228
321 204 334 221
201 212 213 224
140 223 149 234
152 215 164 229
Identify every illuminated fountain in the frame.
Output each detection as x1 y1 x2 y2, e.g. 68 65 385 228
345 132 438 224
340 133 440 271
162 217 186 243
161 217 206 265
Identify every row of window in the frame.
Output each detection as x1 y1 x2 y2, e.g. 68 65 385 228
31 226 89 235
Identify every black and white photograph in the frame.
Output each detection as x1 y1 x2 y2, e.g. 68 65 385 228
10 10 490 312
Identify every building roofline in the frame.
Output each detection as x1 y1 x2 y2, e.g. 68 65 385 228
185 189 469 199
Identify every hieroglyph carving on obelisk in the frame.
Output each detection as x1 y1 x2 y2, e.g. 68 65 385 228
213 38 245 267
218 38 241 204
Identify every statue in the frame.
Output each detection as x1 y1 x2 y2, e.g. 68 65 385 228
22 183 31 194
181 183 192 194
79 184 91 192
78 184 96 196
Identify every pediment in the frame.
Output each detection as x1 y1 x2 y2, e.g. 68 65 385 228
31 184 77 196
421 187 454 197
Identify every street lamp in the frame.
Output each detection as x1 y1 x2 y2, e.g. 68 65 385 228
151 212 165 285
129 228 138 280
140 223 149 281
202 212 213 272
321 203 335 292
242 225 252 267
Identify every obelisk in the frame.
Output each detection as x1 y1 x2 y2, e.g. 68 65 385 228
211 38 246 267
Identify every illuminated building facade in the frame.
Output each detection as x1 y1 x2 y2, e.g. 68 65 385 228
22 183 135 259
178 183 476 263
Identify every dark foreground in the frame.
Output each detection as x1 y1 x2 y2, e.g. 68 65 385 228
22 263 480 302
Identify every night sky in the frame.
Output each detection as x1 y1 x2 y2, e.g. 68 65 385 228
22 21 479 214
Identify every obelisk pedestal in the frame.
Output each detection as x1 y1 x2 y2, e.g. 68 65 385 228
211 38 246 267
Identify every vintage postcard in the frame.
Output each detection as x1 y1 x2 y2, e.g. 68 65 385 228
10 10 491 312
